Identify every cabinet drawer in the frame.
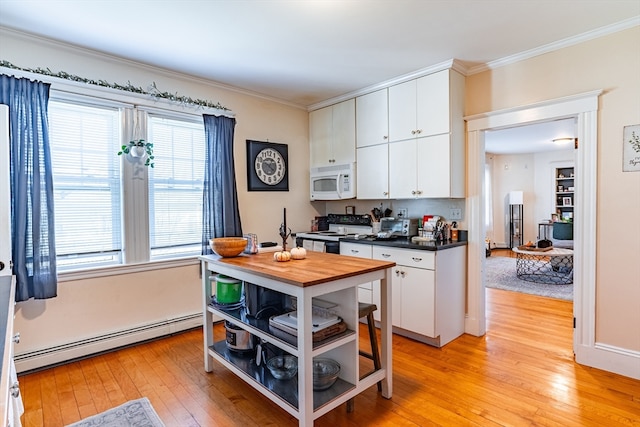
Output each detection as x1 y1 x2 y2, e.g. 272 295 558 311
340 242 372 259
372 246 435 270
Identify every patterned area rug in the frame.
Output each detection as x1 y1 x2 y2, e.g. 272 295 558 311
485 255 573 301
66 397 164 427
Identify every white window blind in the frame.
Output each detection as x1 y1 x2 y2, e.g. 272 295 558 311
148 116 205 259
48 100 123 269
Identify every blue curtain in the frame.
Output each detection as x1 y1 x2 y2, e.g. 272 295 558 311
0 75 57 301
201 114 242 254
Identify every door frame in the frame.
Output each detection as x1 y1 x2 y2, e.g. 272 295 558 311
464 90 600 364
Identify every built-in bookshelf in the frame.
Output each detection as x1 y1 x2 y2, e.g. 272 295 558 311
555 167 574 221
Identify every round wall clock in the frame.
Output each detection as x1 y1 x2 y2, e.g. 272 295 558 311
246 140 289 191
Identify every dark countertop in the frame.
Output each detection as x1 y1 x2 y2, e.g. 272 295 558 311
340 237 467 251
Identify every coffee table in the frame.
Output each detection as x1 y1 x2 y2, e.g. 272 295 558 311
511 247 573 285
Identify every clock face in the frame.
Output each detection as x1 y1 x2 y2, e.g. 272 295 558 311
254 147 286 185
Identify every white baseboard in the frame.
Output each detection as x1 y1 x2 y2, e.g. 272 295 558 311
14 313 202 373
575 342 640 380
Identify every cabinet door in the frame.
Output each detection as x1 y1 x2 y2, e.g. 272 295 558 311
309 106 333 168
331 99 356 165
401 266 435 337
389 139 417 198
356 144 389 199
416 134 451 197
416 70 450 137
388 80 417 142
356 89 388 148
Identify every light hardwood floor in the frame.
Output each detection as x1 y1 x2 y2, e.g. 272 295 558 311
18 286 639 426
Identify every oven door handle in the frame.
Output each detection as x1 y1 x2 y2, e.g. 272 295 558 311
336 173 343 198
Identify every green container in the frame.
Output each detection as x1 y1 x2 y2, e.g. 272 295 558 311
216 275 243 304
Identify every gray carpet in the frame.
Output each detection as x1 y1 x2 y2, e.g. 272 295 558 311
485 256 573 301
66 397 164 427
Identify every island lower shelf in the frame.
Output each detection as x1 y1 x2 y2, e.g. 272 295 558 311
209 341 356 413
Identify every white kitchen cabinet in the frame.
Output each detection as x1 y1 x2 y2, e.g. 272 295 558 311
388 69 459 142
357 68 464 199
371 245 465 347
356 143 389 199
388 133 463 198
356 88 389 148
309 99 356 168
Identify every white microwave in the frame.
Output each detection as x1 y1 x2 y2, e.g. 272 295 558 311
310 162 356 200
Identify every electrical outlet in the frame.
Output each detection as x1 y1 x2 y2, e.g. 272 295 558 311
450 208 462 220
397 208 408 218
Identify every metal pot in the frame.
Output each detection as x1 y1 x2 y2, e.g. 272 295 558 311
225 321 254 353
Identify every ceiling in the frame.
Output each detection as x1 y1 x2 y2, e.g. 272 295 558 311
0 1 637 153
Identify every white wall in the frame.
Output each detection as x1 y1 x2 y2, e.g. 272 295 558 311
487 149 575 247
0 28 320 371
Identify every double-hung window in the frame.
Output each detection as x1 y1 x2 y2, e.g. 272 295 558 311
147 115 205 260
48 96 206 272
48 100 123 270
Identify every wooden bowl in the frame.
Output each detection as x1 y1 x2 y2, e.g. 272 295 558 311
210 237 247 257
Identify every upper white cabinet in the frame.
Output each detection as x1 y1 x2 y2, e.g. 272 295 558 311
356 143 389 199
382 70 465 199
356 88 388 148
309 99 356 168
388 69 453 142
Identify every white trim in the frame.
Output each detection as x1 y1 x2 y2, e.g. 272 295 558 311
465 91 640 379
467 16 640 75
308 59 466 111
57 257 199 282
575 343 640 380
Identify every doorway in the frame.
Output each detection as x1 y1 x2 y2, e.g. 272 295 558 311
464 91 600 362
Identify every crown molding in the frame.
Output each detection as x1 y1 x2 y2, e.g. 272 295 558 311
307 59 469 111
467 16 640 75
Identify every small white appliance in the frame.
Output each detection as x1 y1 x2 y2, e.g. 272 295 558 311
310 162 356 201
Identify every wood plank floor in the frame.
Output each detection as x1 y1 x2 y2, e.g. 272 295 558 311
18 287 639 426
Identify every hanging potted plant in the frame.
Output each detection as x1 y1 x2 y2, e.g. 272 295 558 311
117 139 155 167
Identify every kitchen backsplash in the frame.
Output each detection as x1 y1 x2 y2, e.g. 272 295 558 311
322 198 466 228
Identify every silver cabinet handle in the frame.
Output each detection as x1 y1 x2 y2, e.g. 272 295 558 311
400 270 406 278
416 129 422 134
383 191 388 196
10 381 20 398
350 249 359 254
411 190 417 195
383 135 388 140
395 269 400 276
13 332 20 344
382 253 391 258
412 257 423 262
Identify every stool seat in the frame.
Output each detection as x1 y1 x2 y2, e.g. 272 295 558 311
358 302 377 319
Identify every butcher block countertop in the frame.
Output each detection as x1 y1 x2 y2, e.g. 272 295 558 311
200 251 395 287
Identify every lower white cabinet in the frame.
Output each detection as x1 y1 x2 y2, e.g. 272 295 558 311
342 242 466 347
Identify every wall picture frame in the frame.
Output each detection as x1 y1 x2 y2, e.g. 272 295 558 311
246 140 289 191
623 124 640 172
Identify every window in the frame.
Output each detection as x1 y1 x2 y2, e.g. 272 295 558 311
49 100 123 270
148 115 205 259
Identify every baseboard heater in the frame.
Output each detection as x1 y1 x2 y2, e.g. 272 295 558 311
14 313 202 374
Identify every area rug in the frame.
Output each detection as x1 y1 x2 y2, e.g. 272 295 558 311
66 397 165 427
485 256 573 301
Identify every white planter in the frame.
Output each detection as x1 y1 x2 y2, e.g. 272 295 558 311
130 145 146 158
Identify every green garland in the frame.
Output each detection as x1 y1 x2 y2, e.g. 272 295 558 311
0 59 229 111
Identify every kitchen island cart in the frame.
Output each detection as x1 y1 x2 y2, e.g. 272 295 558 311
200 252 395 426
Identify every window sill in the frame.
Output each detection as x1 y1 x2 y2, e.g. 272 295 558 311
58 257 200 282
